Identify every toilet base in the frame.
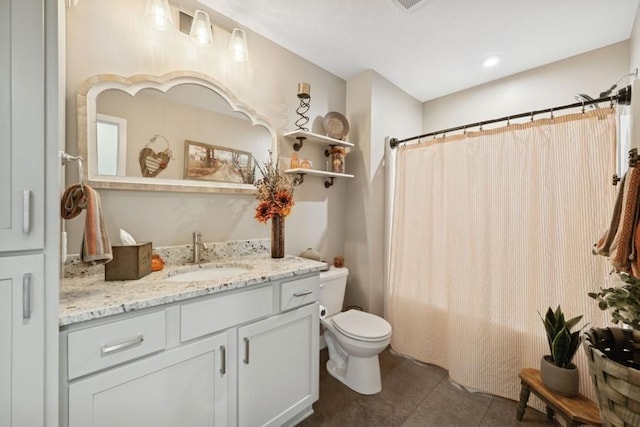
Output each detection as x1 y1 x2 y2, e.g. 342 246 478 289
326 354 382 395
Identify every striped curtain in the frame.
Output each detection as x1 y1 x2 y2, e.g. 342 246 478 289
387 109 617 404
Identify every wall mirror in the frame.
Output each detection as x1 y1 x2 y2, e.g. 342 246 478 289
77 71 276 194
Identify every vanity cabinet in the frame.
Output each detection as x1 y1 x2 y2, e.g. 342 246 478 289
68 332 229 427
238 303 318 427
284 130 354 188
0 255 45 427
60 274 320 427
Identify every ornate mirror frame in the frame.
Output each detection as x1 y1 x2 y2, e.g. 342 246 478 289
77 70 277 194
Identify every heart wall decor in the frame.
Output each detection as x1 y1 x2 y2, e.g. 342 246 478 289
139 134 174 177
139 147 171 177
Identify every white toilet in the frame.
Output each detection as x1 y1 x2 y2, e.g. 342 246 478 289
319 267 392 395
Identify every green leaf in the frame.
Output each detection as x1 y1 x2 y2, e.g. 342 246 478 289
565 315 583 330
551 327 571 368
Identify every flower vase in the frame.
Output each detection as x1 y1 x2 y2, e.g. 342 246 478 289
271 215 285 258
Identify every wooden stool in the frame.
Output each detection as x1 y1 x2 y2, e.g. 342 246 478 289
517 368 601 426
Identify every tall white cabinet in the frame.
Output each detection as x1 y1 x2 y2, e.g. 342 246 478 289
1 0 61 425
0 256 45 426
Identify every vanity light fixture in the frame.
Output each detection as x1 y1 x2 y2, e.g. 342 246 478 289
189 10 214 47
228 28 249 62
145 0 174 31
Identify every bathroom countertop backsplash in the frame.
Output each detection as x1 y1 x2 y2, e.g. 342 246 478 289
60 239 327 327
63 238 272 278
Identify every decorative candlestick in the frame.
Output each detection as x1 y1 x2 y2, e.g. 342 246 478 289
295 82 311 132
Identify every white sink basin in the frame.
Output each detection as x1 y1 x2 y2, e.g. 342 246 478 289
166 265 251 282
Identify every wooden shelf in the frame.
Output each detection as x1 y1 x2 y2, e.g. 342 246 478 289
284 168 354 188
283 130 354 151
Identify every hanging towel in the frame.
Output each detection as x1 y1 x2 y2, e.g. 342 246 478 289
593 172 626 256
61 184 113 265
611 166 640 273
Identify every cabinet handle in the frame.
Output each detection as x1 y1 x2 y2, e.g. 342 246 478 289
22 190 31 234
22 273 31 320
101 335 144 355
220 345 226 375
293 289 313 297
243 337 250 364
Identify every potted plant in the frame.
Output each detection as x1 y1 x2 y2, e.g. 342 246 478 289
538 306 586 396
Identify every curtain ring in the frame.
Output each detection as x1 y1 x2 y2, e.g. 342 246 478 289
530 112 534 122
463 126 467 135
610 96 615 109
506 116 510 127
581 101 585 114
550 108 554 119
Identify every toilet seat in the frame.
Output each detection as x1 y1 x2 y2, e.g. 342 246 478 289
331 310 392 342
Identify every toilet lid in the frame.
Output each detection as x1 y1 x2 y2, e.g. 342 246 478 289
331 310 392 341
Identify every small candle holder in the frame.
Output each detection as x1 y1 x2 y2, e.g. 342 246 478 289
295 82 311 132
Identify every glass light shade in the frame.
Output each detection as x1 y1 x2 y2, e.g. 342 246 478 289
189 10 213 47
145 0 173 31
228 28 249 62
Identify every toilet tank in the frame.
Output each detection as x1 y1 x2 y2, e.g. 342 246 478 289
319 267 349 317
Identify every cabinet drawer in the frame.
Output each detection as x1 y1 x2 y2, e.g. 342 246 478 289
67 310 166 380
181 285 273 342
280 276 319 312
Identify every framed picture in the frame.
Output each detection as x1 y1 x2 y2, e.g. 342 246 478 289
184 140 255 184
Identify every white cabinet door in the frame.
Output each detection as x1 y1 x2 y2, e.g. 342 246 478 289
68 332 229 427
0 0 45 252
0 254 45 427
238 303 319 427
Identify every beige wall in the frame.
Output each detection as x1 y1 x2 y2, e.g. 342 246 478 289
65 0 347 260
345 71 422 315
423 41 630 133
630 3 640 73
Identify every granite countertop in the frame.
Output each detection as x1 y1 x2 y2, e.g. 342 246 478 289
60 254 328 327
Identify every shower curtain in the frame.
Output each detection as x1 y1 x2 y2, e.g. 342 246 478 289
387 109 617 403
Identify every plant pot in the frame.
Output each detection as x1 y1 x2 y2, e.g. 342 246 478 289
583 327 640 426
540 355 579 397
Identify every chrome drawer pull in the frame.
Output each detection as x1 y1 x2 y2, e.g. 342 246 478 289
22 273 32 320
243 337 250 364
293 289 313 297
101 335 144 355
220 345 226 375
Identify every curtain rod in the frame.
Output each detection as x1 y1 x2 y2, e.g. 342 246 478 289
389 85 632 149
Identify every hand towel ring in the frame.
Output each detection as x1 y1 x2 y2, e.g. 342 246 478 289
61 152 85 194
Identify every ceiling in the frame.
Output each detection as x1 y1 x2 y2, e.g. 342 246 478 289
196 0 640 103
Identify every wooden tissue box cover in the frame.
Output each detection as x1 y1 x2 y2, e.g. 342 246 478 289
105 242 152 281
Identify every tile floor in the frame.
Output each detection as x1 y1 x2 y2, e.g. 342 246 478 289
298 348 555 427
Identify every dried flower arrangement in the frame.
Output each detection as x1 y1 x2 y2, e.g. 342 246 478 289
254 152 295 223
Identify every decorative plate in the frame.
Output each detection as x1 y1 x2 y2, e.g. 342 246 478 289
323 112 349 140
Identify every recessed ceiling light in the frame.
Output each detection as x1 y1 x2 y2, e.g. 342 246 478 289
482 55 500 68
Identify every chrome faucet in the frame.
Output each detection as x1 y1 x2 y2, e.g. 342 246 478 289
192 232 208 264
